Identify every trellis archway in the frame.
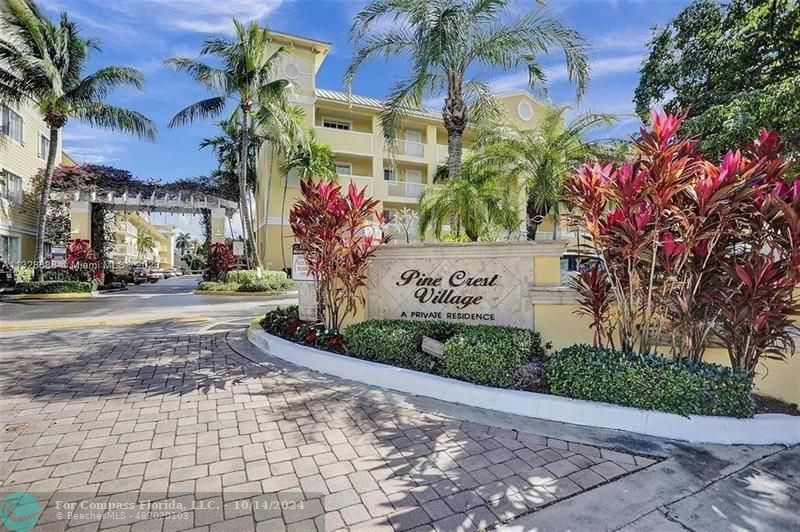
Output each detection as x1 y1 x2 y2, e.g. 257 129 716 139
50 189 238 267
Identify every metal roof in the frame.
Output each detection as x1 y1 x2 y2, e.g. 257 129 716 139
314 88 442 120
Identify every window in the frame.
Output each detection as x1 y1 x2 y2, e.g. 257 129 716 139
335 163 352 176
38 133 50 159
383 169 395 181
384 208 397 223
322 118 351 131
1 104 23 144
0 235 21 263
0 170 23 204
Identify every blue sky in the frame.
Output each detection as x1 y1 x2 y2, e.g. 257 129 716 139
45 0 689 182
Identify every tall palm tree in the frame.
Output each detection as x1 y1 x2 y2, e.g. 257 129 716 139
473 106 615 239
417 155 518 241
136 232 155 260
175 232 192 256
345 0 589 181
0 0 157 280
166 19 303 268
279 132 336 269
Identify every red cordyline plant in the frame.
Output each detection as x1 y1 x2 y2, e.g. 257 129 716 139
290 179 389 333
204 242 236 281
566 109 800 377
66 239 102 282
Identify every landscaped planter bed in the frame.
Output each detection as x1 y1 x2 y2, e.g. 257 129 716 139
248 307 800 445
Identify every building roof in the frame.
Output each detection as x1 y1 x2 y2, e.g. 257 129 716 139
314 88 442 120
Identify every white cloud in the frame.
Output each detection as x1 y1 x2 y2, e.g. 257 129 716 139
591 28 652 52
63 144 125 164
61 124 133 164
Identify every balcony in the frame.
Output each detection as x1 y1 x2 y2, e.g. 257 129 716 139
390 140 426 159
385 180 427 200
315 126 374 156
339 174 373 197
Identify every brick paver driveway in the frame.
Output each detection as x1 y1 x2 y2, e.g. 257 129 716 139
0 331 656 531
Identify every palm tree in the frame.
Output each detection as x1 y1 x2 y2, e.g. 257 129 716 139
0 0 157 280
166 19 303 268
136 233 155 260
417 155 518 241
345 0 589 181
279 132 336 269
175 232 192 256
473 106 615 239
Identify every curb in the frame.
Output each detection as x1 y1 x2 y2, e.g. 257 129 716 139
1 291 98 300
247 325 800 445
0 316 211 332
194 290 298 298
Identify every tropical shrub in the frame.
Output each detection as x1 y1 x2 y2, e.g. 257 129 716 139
547 344 755 418
204 242 236 282
342 319 547 385
261 306 345 352
66 239 103 282
197 281 239 292
441 325 544 388
566 110 800 376
16 281 96 294
290 180 388 331
225 269 259 284
14 265 33 283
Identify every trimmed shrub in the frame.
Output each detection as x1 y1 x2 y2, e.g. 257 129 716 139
261 305 344 352
343 320 546 381
441 325 545 388
197 281 239 292
225 269 259 284
237 282 278 293
16 281 95 294
546 344 756 418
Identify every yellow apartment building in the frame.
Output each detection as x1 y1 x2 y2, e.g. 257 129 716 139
111 212 175 269
255 31 551 270
0 100 65 264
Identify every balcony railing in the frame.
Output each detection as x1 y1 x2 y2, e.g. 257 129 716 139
386 180 427 200
315 126 374 155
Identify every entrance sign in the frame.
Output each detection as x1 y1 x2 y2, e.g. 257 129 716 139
232 241 245 256
291 244 313 281
367 241 565 328
292 244 317 321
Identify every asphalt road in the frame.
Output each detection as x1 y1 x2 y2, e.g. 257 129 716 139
0 275 297 333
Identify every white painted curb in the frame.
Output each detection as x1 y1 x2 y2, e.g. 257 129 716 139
247 326 800 445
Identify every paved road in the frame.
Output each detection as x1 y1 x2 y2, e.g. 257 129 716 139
0 275 297 333
0 323 797 531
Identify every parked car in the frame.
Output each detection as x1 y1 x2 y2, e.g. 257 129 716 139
147 269 164 283
130 267 148 285
0 259 15 290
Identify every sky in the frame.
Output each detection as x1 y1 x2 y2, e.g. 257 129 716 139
41 0 691 236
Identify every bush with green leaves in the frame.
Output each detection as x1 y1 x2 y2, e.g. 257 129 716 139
15 281 96 294
225 269 259 284
343 319 546 384
197 281 239 292
441 325 544 388
546 344 755 418
14 265 33 283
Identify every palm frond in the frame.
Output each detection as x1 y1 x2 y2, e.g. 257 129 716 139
167 96 227 128
77 102 157 140
65 66 144 104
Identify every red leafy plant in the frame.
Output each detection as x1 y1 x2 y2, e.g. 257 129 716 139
66 239 102 282
204 242 236 281
566 110 800 377
290 180 389 333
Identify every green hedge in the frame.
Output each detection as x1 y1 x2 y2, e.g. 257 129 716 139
343 320 546 387
546 344 755 418
197 281 239 292
15 281 96 294
442 325 543 388
225 269 292 288
198 276 294 293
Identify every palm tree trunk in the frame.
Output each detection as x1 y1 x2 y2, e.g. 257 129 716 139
280 178 289 271
447 130 463 180
34 127 61 281
238 107 260 268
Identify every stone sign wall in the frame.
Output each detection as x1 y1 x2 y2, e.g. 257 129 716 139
367 241 566 328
